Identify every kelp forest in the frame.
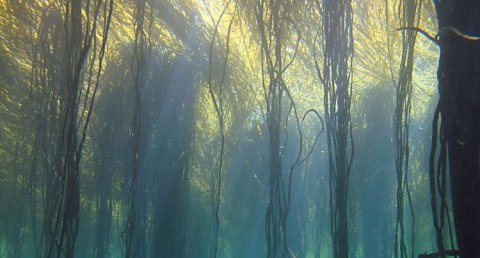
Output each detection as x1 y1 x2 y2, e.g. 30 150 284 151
1 0 480 257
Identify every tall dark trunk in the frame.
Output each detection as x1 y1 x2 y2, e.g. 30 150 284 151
124 0 149 257
392 1 418 257
256 0 294 256
50 1 84 256
321 0 354 257
434 1 480 257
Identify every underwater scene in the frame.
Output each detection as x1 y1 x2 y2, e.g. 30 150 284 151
1 0 479 257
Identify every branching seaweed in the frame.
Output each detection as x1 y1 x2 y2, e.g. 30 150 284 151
206 2 236 257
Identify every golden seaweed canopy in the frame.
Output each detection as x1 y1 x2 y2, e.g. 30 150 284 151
0 0 444 257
